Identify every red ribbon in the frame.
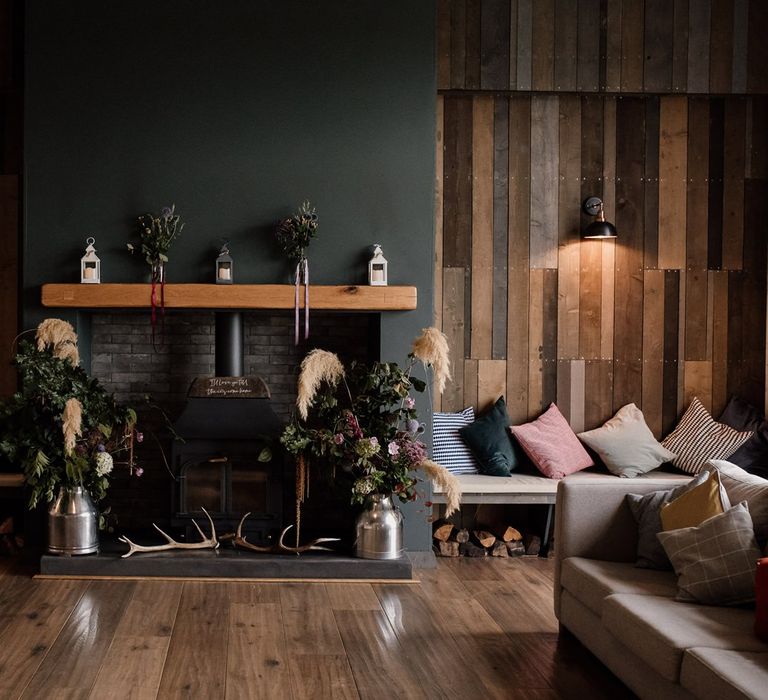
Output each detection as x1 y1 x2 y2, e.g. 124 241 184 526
294 258 310 345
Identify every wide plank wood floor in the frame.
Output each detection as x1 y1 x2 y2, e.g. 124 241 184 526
0 556 634 699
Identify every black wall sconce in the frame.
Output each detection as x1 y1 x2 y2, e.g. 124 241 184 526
581 197 617 239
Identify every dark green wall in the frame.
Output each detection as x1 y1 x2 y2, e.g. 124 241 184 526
24 0 436 553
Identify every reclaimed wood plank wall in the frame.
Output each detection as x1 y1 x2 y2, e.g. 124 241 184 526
435 0 768 433
0 0 21 397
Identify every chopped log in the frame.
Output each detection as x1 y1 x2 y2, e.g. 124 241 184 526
506 540 525 557
473 530 497 548
437 540 461 557
432 521 455 542
455 528 470 544
498 525 523 542
491 541 509 557
459 542 487 557
524 534 541 556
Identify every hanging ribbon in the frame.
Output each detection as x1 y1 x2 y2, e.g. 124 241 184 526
294 257 310 345
303 257 309 341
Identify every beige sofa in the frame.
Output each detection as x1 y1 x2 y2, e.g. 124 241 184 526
554 476 768 700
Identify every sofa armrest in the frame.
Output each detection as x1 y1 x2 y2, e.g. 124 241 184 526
553 478 681 619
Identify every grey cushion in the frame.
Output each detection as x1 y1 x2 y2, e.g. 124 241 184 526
658 502 761 606
707 459 768 548
626 471 710 570
578 403 676 477
560 557 678 616
602 593 767 683
681 648 768 700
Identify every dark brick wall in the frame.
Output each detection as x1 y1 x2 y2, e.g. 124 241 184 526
90 311 378 531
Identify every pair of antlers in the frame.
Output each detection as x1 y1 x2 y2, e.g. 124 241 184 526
119 509 338 558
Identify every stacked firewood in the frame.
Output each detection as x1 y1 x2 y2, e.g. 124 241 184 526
432 520 541 557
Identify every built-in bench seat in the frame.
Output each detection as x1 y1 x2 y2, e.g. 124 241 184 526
432 470 690 554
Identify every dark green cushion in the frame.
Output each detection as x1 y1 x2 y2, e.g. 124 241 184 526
459 397 517 476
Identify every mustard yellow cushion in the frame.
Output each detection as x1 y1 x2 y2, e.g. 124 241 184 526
660 470 729 531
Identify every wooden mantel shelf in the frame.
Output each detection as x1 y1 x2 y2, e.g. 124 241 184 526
41 283 417 312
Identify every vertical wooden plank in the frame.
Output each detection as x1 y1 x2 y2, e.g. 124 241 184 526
554 0 578 91
613 97 645 410
585 360 614 428
731 0 748 93
711 271 729 417
672 0 690 92
464 358 479 408
644 0 674 92
509 0 519 89
709 0 735 94
658 96 688 270
437 0 452 90
442 268 466 411
516 0 533 90
492 96 509 360
686 98 710 270
465 0 482 89
746 96 768 180
443 97 473 269
747 0 768 94
605 0 623 92
678 269 688 413
685 270 709 360
542 268 559 407
662 270 681 434
477 359 507 411
642 270 666 438
532 0 555 91
577 0 601 92
529 96 559 269
684 361 714 413
621 0 645 92
570 359 586 432
722 97 745 270
480 0 510 90
0 175 18 397
707 98 725 270
528 269 545 417
644 97 660 269
471 96 494 360
557 359 573 422
557 95 581 360
450 0 467 89
601 97 617 360
687 0 711 93
507 96 531 423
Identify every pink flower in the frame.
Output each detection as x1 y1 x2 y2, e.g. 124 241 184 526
369 437 379 447
388 441 400 456
334 433 345 445
135 467 144 477
135 431 144 443
405 397 415 409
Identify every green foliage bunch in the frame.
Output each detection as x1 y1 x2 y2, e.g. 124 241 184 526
128 204 184 266
275 201 319 263
0 340 138 511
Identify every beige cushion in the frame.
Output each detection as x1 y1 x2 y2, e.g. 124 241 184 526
658 502 761 605
602 593 766 682
708 459 768 548
660 470 729 531
578 403 676 477
681 648 768 700
560 557 678 616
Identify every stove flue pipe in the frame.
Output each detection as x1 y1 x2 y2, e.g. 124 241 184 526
215 311 244 377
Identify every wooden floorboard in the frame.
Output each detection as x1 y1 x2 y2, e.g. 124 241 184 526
0 556 635 699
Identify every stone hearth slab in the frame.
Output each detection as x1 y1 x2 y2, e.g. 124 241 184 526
39 547 413 580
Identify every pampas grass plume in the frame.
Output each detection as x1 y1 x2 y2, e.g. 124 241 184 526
62 398 83 455
297 349 345 420
36 318 80 367
420 459 461 517
411 327 451 394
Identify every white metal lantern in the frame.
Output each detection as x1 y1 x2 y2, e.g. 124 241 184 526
216 241 233 284
80 237 100 284
368 244 388 286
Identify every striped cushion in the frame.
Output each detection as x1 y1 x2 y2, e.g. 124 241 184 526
662 397 754 475
432 407 479 474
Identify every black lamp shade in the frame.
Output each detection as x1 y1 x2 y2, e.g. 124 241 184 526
582 219 617 239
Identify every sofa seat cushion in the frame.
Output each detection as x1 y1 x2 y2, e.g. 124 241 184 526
602 593 767 683
681 648 768 700
561 557 678 616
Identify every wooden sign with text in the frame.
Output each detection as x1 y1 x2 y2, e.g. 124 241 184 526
187 376 271 399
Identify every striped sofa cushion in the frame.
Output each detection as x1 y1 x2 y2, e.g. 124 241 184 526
662 397 754 475
433 407 479 474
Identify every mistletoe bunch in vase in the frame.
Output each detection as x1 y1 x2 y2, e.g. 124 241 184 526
280 327 461 519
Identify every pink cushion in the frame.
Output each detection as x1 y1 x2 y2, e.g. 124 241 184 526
510 403 594 479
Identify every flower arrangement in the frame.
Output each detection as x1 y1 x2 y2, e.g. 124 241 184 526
280 327 460 516
275 200 318 263
0 319 140 526
127 204 184 267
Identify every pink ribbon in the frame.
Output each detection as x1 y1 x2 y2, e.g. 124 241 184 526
294 259 310 345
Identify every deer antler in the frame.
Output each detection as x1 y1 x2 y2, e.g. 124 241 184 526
226 512 339 555
119 508 219 558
